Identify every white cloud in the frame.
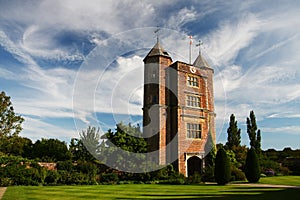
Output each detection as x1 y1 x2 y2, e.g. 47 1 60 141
167 7 197 29
0 30 36 66
16 67 75 116
21 116 77 141
263 126 300 135
205 13 262 66
1 0 300 148
71 55 144 127
199 7 300 130
1 1 168 64
0 67 15 79
19 25 84 61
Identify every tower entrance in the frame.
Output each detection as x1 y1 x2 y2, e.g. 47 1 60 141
187 156 202 177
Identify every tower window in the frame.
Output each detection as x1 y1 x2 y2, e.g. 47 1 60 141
187 95 200 107
187 75 199 87
152 95 158 104
187 123 201 139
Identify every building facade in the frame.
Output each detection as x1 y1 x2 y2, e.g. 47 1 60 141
143 41 216 176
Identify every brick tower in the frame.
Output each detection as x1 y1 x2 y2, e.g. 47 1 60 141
143 40 215 176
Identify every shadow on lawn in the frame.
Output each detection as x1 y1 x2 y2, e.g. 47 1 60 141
117 187 300 200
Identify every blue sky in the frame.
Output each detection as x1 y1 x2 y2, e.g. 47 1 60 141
0 0 300 150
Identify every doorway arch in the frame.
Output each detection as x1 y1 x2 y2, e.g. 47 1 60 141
187 156 202 177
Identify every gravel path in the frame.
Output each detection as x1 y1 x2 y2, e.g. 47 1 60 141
0 187 6 200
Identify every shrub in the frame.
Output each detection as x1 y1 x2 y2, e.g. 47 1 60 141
159 172 185 185
101 173 119 184
56 160 73 171
214 148 231 185
201 165 214 182
57 170 72 185
45 170 60 185
14 167 41 186
264 169 275 177
279 166 290 176
0 177 13 186
150 165 176 181
231 167 246 181
70 172 88 185
245 147 260 183
260 158 280 174
187 172 201 184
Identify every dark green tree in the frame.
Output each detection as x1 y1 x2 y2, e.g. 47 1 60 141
202 128 216 182
226 114 241 149
231 145 248 168
214 147 231 185
0 136 32 156
69 138 95 162
245 147 260 183
0 91 24 137
246 111 261 155
31 138 71 162
102 123 147 153
98 122 148 172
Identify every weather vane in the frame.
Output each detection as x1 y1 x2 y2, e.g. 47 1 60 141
196 40 203 55
154 27 160 42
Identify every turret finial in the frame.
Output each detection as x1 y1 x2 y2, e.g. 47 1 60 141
196 40 203 55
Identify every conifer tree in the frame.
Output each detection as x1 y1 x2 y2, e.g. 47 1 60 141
246 111 261 155
245 147 260 183
203 128 216 182
226 114 241 149
214 147 231 185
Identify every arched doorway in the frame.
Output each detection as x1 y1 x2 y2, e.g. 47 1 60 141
187 156 202 177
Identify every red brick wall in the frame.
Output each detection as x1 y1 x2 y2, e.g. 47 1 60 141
144 55 215 176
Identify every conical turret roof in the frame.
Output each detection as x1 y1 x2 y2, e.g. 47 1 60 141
143 42 171 62
193 54 211 69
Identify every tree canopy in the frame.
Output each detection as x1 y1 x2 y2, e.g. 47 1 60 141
30 138 71 162
98 122 148 172
214 147 231 185
246 110 261 155
0 91 24 137
226 114 241 149
245 147 260 183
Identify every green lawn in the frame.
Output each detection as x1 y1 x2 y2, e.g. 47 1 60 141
259 176 300 186
2 182 300 200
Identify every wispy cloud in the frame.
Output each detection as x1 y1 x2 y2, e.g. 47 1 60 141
205 13 262 66
167 7 197 29
0 30 36 66
1 1 300 148
22 116 77 141
263 126 300 135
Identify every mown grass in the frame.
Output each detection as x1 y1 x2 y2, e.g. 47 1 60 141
259 176 300 186
2 182 300 200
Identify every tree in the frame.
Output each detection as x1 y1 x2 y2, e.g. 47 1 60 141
0 136 32 156
214 147 231 185
245 147 260 183
202 128 216 182
31 138 71 162
246 111 261 155
0 91 24 137
98 122 148 172
104 123 147 153
225 114 241 149
231 145 248 168
80 126 101 158
69 138 95 162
